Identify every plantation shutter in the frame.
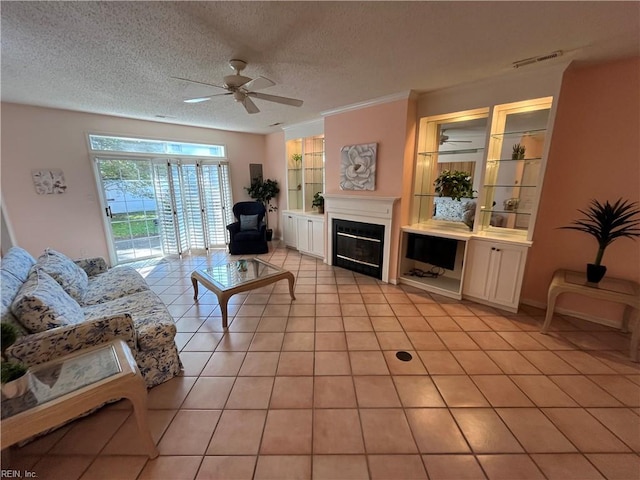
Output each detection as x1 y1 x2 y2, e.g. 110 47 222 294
200 162 234 247
152 161 188 255
151 159 233 254
180 163 207 250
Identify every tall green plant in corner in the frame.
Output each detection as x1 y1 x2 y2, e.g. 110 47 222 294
245 178 280 230
560 198 640 282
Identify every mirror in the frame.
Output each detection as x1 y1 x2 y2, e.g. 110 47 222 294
431 117 488 225
485 107 551 231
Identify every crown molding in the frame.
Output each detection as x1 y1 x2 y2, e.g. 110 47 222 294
321 90 415 117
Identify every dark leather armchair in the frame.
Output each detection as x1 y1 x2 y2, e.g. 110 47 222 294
226 201 269 255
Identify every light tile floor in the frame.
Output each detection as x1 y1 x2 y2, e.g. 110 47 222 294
5 243 640 479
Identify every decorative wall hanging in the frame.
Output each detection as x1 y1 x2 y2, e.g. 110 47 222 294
32 169 67 195
340 143 377 191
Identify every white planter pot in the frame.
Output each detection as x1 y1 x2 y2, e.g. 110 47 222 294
2 373 30 398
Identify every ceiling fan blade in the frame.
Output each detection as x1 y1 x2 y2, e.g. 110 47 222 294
243 76 275 91
242 96 260 114
184 96 212 104
184 92 232 103
171 76 227 91
247 91 303 107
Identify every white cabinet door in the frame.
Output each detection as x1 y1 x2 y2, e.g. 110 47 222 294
310 218 325 257
296 216 311 253
490 244 526 307
283 213 298 248
463 239 528 310
462 241 492 299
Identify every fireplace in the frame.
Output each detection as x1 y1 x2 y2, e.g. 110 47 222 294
324 194 399 283
333 219 385 279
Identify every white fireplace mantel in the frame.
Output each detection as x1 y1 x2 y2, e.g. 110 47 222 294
324 194 399 283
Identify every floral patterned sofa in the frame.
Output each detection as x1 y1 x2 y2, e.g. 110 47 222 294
1 247 182 388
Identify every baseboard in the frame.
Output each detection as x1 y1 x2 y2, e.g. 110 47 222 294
520 298 621 329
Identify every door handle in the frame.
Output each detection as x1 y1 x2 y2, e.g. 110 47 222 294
105 206 113 219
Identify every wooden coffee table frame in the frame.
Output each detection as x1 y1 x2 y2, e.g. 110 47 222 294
191 258 296 328
1 340 158 458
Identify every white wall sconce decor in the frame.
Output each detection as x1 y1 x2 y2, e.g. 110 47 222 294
32 169 67 195
340 143 377 191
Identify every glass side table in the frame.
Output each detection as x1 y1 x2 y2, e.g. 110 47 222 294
1 339 158 458
541 269 640 361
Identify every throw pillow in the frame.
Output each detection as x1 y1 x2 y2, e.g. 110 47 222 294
240 214 259 231
36 248 89 302
11 268 85 333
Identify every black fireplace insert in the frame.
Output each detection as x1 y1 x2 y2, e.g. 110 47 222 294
332 219 385 279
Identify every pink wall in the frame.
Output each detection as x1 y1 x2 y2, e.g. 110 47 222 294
1 103 265 261
324 97 417 279
522 58 640 319
264 130 286 238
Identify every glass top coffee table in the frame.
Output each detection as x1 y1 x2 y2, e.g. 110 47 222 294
191 258 296 328
1 340 158 458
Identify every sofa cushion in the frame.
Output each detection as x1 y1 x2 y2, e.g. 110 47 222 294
37 248 89 302
83 290 176 350
81 266 150 306
240 214 259 231
1 246 36 282
11 269 84 333
1 269 29 336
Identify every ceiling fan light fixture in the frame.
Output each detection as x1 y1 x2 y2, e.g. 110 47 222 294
224 74 252 88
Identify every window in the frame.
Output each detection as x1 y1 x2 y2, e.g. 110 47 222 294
89 134 226 158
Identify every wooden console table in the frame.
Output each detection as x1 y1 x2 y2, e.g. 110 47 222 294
541 269 640 361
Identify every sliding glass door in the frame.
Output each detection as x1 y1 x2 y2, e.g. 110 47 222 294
95 157 233 264
97 158 162 263
90 134 232 264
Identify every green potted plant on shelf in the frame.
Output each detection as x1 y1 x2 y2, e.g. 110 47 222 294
291 153 302 166
512 143 526 160
312 192 325 214
245 178 280 241
434 170 475 201
1 323 29 398
560 198 640 283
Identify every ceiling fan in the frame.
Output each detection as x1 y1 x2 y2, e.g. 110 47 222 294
439 129 473 145
174 59 303 114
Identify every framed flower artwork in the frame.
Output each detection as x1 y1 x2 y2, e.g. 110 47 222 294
32 169 67 194
340 143 377 191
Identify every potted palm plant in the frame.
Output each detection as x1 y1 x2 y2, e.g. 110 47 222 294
245 178 280 241
560 198 640 283
1 323 29 398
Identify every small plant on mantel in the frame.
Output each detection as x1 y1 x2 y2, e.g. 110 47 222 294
434 170 475 201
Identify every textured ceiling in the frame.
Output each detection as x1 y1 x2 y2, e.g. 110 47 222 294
2 2 638 134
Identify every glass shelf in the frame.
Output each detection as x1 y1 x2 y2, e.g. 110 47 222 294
480 209 532 216
419 147 484 156
483 184 537 188
490 128 546 139
487 157 542 163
